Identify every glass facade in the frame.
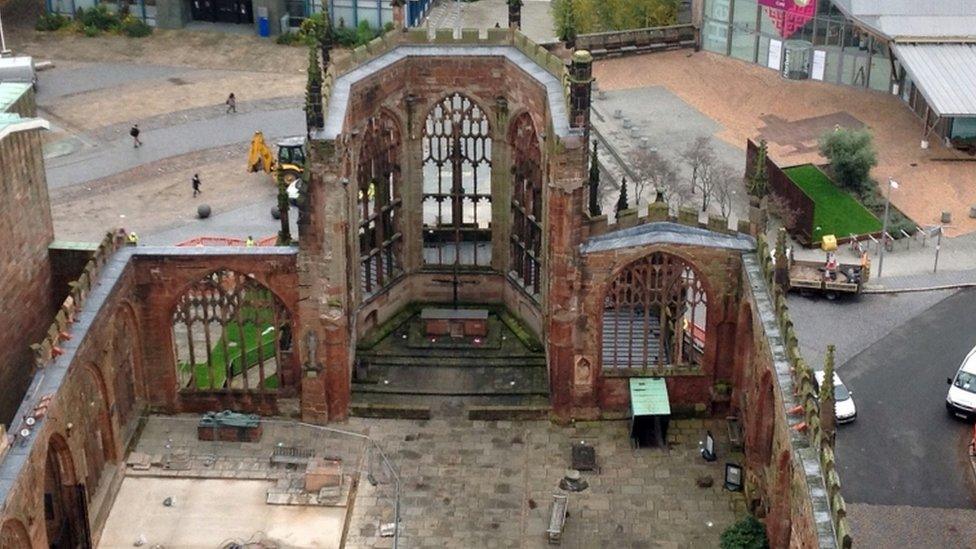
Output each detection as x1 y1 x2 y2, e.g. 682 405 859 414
701 0 898 94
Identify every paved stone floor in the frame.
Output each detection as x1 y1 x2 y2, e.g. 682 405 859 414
345 416 746 548
125 415 744 548
594 50 976 236
425 0 556 44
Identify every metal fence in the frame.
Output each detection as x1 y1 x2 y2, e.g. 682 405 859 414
127 415 401 548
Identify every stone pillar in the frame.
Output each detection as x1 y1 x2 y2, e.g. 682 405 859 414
546 137 588 421
298 138 353 423
305 46 324 133
508 0 522 30
490 96 512 274
568 50 594 143
401 94 424 273
391 0 406 30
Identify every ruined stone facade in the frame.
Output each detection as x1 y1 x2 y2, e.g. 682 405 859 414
0 29 847 549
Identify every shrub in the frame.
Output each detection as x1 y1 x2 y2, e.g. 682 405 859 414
818 128 877 194
36 13 70 31
383 21 394 33
82 24 101 37
333 25 358 47
275 31 305 45
552 0 678 35
121 15 152 37
78 4 120 31
720 516 769 549
355 19 375 46
298 12 329 44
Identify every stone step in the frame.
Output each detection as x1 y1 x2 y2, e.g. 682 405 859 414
356 354 547 368
352 364 549 396
351 393 551 420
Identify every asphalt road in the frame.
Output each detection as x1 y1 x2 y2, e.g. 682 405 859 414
45 107 305 189
832 288 976 508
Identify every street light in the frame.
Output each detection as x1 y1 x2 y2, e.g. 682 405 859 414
876 177 898 278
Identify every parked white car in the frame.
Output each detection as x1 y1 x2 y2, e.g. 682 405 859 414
946 346 976 420
814 370 857 424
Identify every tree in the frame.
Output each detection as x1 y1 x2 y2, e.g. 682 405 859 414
305 44 324 130
615 176 629 214
630 147 676 207
767 192 800 230
720 515 769 549
682 136 716 196
709 161 739 218
818 128 877 194
552 0 578 44
588 141 602 216
747 139 770 199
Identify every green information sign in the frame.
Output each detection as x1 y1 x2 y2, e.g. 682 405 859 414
629 378 671 416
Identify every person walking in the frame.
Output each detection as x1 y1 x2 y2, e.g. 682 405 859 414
192 174 202 197
130 124 142 148
226 93 237 114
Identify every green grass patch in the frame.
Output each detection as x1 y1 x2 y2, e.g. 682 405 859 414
179 314 279 390
784 164 882 242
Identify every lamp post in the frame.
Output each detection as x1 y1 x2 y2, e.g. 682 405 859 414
934 225 944 274
876 178 898 278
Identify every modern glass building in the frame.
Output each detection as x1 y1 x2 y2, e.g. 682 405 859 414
699 0 976 146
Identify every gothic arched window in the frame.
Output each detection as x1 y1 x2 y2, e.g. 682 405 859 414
357 112 403 296
172 270 292 392
509 112 543 296
422 93 492 266
602 252 709 370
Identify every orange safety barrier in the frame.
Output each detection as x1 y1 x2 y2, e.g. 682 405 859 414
176 235 278 247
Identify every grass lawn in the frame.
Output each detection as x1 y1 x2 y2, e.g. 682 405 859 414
784 164 882 242
180 322 278 390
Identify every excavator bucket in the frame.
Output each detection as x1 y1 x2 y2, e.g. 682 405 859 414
247 131 275 173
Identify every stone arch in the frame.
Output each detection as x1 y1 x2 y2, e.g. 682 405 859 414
43 433 89 548
77 362 116 498
768 449 794 548
167 267 295 322
732 302 755 413
0 518 31 549
599 250 713 371
421 92 494 267
111 301 143 434
356 108 404 297
748 369 775 468
170 269 294 393
508 111 544 295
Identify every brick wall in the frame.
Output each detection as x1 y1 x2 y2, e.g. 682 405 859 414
0 126 54 426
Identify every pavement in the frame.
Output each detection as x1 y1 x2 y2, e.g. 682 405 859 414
425 0 556 44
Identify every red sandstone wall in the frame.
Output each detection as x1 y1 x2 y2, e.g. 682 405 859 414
0 127 55 426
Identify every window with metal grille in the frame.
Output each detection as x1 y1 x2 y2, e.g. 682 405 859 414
172 270 292 392
357 112 403 296
422 93 493 267
602 252 708 371
509 112 543 296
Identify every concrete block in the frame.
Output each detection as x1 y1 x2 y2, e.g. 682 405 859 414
616 208 639 229
460 29 479 43
646 201 669 222
434 28 455 43
677 206 698 226
707 215 728 233
406 28 427 43
486 27 509 43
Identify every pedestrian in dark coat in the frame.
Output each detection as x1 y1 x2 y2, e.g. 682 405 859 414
192 174 202 197
130 124 142 148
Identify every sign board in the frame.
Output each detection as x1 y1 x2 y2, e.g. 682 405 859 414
760 0 817 39
629 378 671 416
811 50 826 80
768 39 783 71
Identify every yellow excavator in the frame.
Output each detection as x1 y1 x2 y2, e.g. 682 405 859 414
247 131 306 188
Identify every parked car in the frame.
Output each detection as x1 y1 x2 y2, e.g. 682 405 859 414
946 346 976 420
814 370 857 424
0 57 38 90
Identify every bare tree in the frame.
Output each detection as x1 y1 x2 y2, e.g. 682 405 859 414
682 137 716 197
630 148 677 208
710 162 740 218
768 192 801 230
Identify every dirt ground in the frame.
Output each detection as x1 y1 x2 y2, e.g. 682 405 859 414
595 50 976 236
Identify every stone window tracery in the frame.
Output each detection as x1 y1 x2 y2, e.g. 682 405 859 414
172 270 292 392
509 112 543 295
602 252 708 370
422 93 493 266
357 112 403 296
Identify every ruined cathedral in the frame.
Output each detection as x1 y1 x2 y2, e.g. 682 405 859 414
0 7 847 547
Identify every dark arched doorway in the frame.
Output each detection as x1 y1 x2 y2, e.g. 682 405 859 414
43 434 90 548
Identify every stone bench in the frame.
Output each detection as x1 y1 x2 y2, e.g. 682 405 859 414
547 494 568 544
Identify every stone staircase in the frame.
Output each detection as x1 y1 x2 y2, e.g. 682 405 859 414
351 309 550 419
